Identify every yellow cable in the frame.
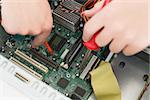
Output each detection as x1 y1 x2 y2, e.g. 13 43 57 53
90 61 121 100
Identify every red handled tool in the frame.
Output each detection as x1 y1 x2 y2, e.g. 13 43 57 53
83 0 111 51
83 31 100 50
81 0 111 65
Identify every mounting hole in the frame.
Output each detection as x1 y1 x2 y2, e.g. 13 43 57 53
119 61 126 69
66 73 71 78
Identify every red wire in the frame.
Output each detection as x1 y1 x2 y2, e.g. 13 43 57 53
81 0 111 23
101 0 111 9
44 41 53 55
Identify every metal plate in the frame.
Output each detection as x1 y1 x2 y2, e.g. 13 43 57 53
112 53 149 100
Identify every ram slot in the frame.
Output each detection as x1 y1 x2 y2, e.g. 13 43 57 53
15 50 48 73
80 55 98 79
30 48 59 69
10 57 43 80
65 39 83 65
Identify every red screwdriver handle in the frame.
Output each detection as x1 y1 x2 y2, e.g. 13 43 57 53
83 32 100 50
83 0 111 51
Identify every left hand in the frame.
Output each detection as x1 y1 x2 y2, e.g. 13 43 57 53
1 0 53 47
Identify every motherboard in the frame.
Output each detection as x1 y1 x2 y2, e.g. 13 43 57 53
0 0 112 100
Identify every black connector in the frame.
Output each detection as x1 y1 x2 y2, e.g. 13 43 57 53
30 48 59 69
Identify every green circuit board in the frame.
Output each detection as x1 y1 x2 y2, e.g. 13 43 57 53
0 1 112 100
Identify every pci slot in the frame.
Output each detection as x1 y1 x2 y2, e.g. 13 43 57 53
15 73 29 83
15 50 48 73
10 57 43 80
80 55 98 79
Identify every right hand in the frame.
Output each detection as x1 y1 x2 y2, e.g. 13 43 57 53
82 0 149 56
1 0 53 47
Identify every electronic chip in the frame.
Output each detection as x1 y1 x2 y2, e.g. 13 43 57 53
49 34 67 51
57 78 69 89
70 94 81 100
74 86 86 97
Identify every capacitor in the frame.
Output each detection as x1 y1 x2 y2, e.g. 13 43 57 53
76 63 80 67
58 28 61 31
1 47 5 53
66 33 70 37
52 25 55 29
81 54 85 58
52 57 56 61
53 1 59 7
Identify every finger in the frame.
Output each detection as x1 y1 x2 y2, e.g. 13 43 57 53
32 12 53 47
109 38 127 53
28 27 42 35
123 45 141 56
83 10 105 42
95 28 113 47
1 20 17 35
82 1 104 17
123 41 148 56
32 30 50 47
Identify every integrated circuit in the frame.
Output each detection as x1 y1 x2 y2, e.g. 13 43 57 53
49 34 67 52
70 94 81 100
57 78 69 89
74 86 86 97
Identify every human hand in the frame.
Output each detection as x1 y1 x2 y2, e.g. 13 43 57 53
83 0 149 56
1 0 53 47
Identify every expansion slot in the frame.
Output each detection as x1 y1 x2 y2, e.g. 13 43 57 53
65 39 83 65
85 58 101 81
80 55 98 79
15 73 29 83
91 58 101 70
10 57 43 80
15 50 48 73
69 43 82 63
30 48 59 69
